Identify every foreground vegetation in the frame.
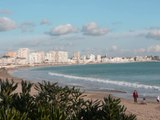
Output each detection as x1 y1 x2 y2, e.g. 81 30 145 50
0 79 136 120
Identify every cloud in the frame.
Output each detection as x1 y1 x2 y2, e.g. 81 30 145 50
0 17 16 32
146 29 160 40
47 24 77 36
147 45 160 52
82 22 108 36
110 45 118 51
40 19 50 25
0 9 11 15
14 35 76 51
134 48 146 53
19 22 35 32
134 45 160 53
108 45 129 53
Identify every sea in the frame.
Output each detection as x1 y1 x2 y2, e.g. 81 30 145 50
11 62 160 100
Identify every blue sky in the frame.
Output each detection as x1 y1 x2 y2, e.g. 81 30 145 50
0 0 160 56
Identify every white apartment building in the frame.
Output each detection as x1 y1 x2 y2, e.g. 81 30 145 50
45 51 68 63
45 51 56 63
16 58 28 65
82 55 87 62
88 54 96 62
0 57 16 66
17 48 30 63
29 52 45 64
82 54 96 64
56 51 68 63
101 57 134 63
96 55 101 63
73 52 80 60
101 57 110 63
135 56 152 62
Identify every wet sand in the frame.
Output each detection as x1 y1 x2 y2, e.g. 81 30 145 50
1 68 160 120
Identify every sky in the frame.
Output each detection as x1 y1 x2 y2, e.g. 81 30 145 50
0 0 160 57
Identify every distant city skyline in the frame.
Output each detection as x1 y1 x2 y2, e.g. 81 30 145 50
1 47 159 67
0 0 160 57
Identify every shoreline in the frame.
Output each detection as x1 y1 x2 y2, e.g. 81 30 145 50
0 68 160 120
3 60 160 70
8 63 160 101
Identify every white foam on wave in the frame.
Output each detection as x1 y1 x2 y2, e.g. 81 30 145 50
48 72 160 91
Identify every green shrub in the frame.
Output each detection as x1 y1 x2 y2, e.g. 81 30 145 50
0 106 30 120
0 79 136 120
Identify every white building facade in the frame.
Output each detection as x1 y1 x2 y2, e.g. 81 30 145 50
45 51 56 63
29 52 45 64
45 51 68 64
17 48 30 63
56 51 68 63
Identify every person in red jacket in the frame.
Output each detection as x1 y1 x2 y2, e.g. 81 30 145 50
133 90 138 103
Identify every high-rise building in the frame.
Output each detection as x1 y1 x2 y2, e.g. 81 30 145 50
73 51 80 60
56 51 68 63
45 51 68 63
96 55 101 62
29 51 45 64
45 51 56 63
17 48 30 60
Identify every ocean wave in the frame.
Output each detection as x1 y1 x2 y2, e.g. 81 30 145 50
48 72 160 91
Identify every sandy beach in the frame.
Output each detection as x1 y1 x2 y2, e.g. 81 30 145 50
1 68 160 120
85 91 160 120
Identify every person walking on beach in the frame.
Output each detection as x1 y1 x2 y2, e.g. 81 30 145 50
133 90 138 103
157 96 160 103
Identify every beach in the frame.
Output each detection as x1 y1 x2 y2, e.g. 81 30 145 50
85 91 160 120
1 68 160 120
